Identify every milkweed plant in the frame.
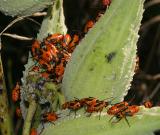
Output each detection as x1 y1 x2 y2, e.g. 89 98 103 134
0 0 160 135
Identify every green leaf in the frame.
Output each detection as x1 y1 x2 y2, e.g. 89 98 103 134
0 0 53 16
41 107 160 135
37 0 67 40
62 0 144 103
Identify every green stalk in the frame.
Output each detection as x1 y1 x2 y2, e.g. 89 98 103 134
0 41 13 135
22 100 37 135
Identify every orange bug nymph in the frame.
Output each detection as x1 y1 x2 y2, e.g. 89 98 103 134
62 34 72 48
45 33 64 44
80 97 99 107
85 100 109 116
67 34 79 53
62 99 82 116
84 100 109 120
143 100 153 108
31 66 40 72
102 0 111 8
107 101 129 115
30 128 38 135
83 20 95 34
42 112 59 124
109 105 139 127
31 40 41 59
16 107 22 117
12 82 20 102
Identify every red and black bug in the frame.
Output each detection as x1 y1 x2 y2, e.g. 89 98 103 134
16 107 22 117
108 101 139 127
83 20 95 34
85 100 109 119
107 101 129 115
102 0 111 8
42 112 59 124
80 97 99 107
12 82 20 102
67 34 79 53
110 105 139 127
143 100 153 108
62 99 82 116
30 128 38 135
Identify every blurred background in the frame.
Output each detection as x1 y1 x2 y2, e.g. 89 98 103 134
0 0 160 134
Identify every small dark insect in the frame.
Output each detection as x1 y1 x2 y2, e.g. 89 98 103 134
0 87 3 94
105 52 116 63
0 117 4 123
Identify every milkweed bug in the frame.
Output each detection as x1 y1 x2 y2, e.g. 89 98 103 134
30 128 38 135
32 40 41 60
55 63 65 82
46 44 59 59
16 107 22 117
62 99 82 116
62 34 72 48
39 112 60 135
84 20 95 34
42 112 59 123
143 101 153 108
38 59 53 72
109 105 139 127
40 72 51 79
80 97 99 107
55 62 65 76
121 105 139 116
107 101 129 115
102 0 111 8
62 100 81 110
31 66 40 72
45 33 64 44
67 34 79 53
86 100 109 119
12 82 20 102
41 49 56 63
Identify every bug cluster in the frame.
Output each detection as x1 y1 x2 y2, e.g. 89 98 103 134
11 82 22 118
61 98 155 127
28 98 140 135
39 98 153 126
62 97 140 126
30 97 140 129
31 34 73 83
29 96 155 134
30 27 83 83
30 0 112 84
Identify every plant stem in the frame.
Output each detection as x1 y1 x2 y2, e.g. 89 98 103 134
0 41 13 135
22 100 37 135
